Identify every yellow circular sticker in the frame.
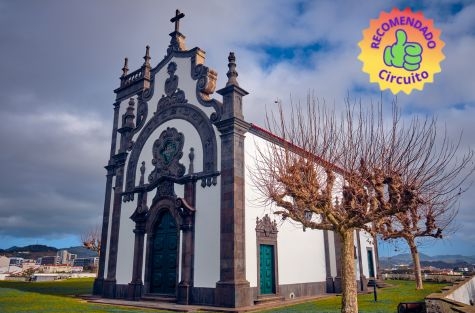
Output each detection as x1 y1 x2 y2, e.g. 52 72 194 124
358 7 445 95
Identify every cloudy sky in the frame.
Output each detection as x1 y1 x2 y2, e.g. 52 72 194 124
0 0 474 257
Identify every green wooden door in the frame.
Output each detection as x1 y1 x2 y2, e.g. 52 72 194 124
367 249 375 278
151 211 178 295
260 244 275 294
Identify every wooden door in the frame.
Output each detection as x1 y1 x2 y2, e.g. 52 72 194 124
259 244 275 294
151 211 178 295
367 249 375 278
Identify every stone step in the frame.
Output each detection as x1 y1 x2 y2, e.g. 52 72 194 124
141 294 176 303
254 295 285 305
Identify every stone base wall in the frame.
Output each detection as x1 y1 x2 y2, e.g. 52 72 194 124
110 281 328 307
426 276 475 313
278 281 326 300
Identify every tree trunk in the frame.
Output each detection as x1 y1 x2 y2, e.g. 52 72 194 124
340 229 358 313
408 237 423 290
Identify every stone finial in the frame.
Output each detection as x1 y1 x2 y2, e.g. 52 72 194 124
121 57 129 77
143 46 151 66
143 46 151 80
123 98 136 128
188 147 195 174
226 52 239 87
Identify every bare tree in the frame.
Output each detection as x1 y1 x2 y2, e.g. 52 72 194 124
81 225 101 255
376 122 473 289
252 97 425 313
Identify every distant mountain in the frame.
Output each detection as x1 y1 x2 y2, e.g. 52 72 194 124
0 244 58 259
380 253 475 269
0 244 98 259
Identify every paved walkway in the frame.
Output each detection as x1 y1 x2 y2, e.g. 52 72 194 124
82 294 334 313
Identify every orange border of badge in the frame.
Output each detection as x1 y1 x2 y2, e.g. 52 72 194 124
358 7 445 95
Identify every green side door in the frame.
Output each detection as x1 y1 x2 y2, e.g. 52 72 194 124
259 244 275 294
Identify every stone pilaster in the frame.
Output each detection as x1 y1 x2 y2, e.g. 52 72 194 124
94 102 121 295
178 179 196 305
127 189 147 300
127 219 146 300
356 230 368 292
333 232 343 293
103 152 127 298
214 52 252 308
323 230 335 293
104 111 132 298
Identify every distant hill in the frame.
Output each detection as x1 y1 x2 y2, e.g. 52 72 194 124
0 244 98 259
380 253 475 269
0 244 58 259
62 246 98 258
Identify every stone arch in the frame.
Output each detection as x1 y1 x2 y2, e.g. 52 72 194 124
144 197 183 295
124 103 218 197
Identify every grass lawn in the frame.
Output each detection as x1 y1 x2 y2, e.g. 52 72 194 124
0 278 448 313
259 280 448 313
0 278 165 313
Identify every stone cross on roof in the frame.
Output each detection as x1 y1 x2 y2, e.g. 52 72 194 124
170 9 185 33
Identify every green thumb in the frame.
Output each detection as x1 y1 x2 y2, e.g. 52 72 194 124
395 29 407 46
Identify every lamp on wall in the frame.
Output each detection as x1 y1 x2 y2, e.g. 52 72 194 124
302 210 313 232
304 210 313 221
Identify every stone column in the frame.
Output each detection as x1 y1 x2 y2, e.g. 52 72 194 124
127 200 147 300
93 163 115 295
323 230 335 293
102 153 127 298
94 102 120 295
214 52 252 308
103 100 134 298
333 232 343 293
356 230 368 292
178 179 196 304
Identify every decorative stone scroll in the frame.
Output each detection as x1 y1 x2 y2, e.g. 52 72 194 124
256 214 278 238
136 48 223 122
148 127 186 184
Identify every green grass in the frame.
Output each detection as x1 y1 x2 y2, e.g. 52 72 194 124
0 278 448 313
0 278 167 313
259 280 448 313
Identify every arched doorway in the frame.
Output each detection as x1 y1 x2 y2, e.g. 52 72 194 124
150 210 178 295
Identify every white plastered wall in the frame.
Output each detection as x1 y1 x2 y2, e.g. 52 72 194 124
193 175 221 287
116 199 135 284
244 133 327 287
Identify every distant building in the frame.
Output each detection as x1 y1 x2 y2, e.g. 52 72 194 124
39 256 59 265
9 257 24 266
0 256 9 268
56 250 76 265
73 257 99 268
40 265 76 273
0 256 10 273
22 261 39 272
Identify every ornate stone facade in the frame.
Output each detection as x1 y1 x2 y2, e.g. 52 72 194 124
94 9 378 309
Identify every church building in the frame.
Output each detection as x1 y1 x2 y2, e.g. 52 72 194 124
93 10 379 308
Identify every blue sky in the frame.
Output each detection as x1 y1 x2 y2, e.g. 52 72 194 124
0 0 474 256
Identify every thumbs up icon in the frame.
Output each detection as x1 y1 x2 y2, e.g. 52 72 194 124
384 29 423 71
